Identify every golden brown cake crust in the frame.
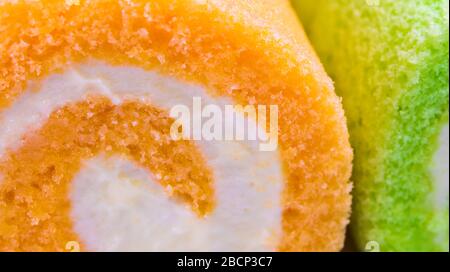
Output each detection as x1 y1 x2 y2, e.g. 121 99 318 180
0 0 352 251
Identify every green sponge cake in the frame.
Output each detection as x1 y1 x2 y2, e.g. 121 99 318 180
293 0 449 251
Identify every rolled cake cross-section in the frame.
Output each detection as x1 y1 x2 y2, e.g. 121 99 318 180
293 0 449 251
0 0 352 252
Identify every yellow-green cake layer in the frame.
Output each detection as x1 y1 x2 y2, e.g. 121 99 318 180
293 0 449 251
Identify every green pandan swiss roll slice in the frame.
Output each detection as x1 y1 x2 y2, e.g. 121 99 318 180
292 0 449 251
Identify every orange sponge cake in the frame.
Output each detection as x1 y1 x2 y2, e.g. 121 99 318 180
0 0 352 252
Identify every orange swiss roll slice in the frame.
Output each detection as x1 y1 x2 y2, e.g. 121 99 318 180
0 0 352 252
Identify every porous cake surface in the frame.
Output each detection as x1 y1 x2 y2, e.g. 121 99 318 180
0 0 353 251
1 62 285 251
294 0 449 251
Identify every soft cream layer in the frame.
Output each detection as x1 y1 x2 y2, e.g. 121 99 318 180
0 61 283 251
433 124 449 208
